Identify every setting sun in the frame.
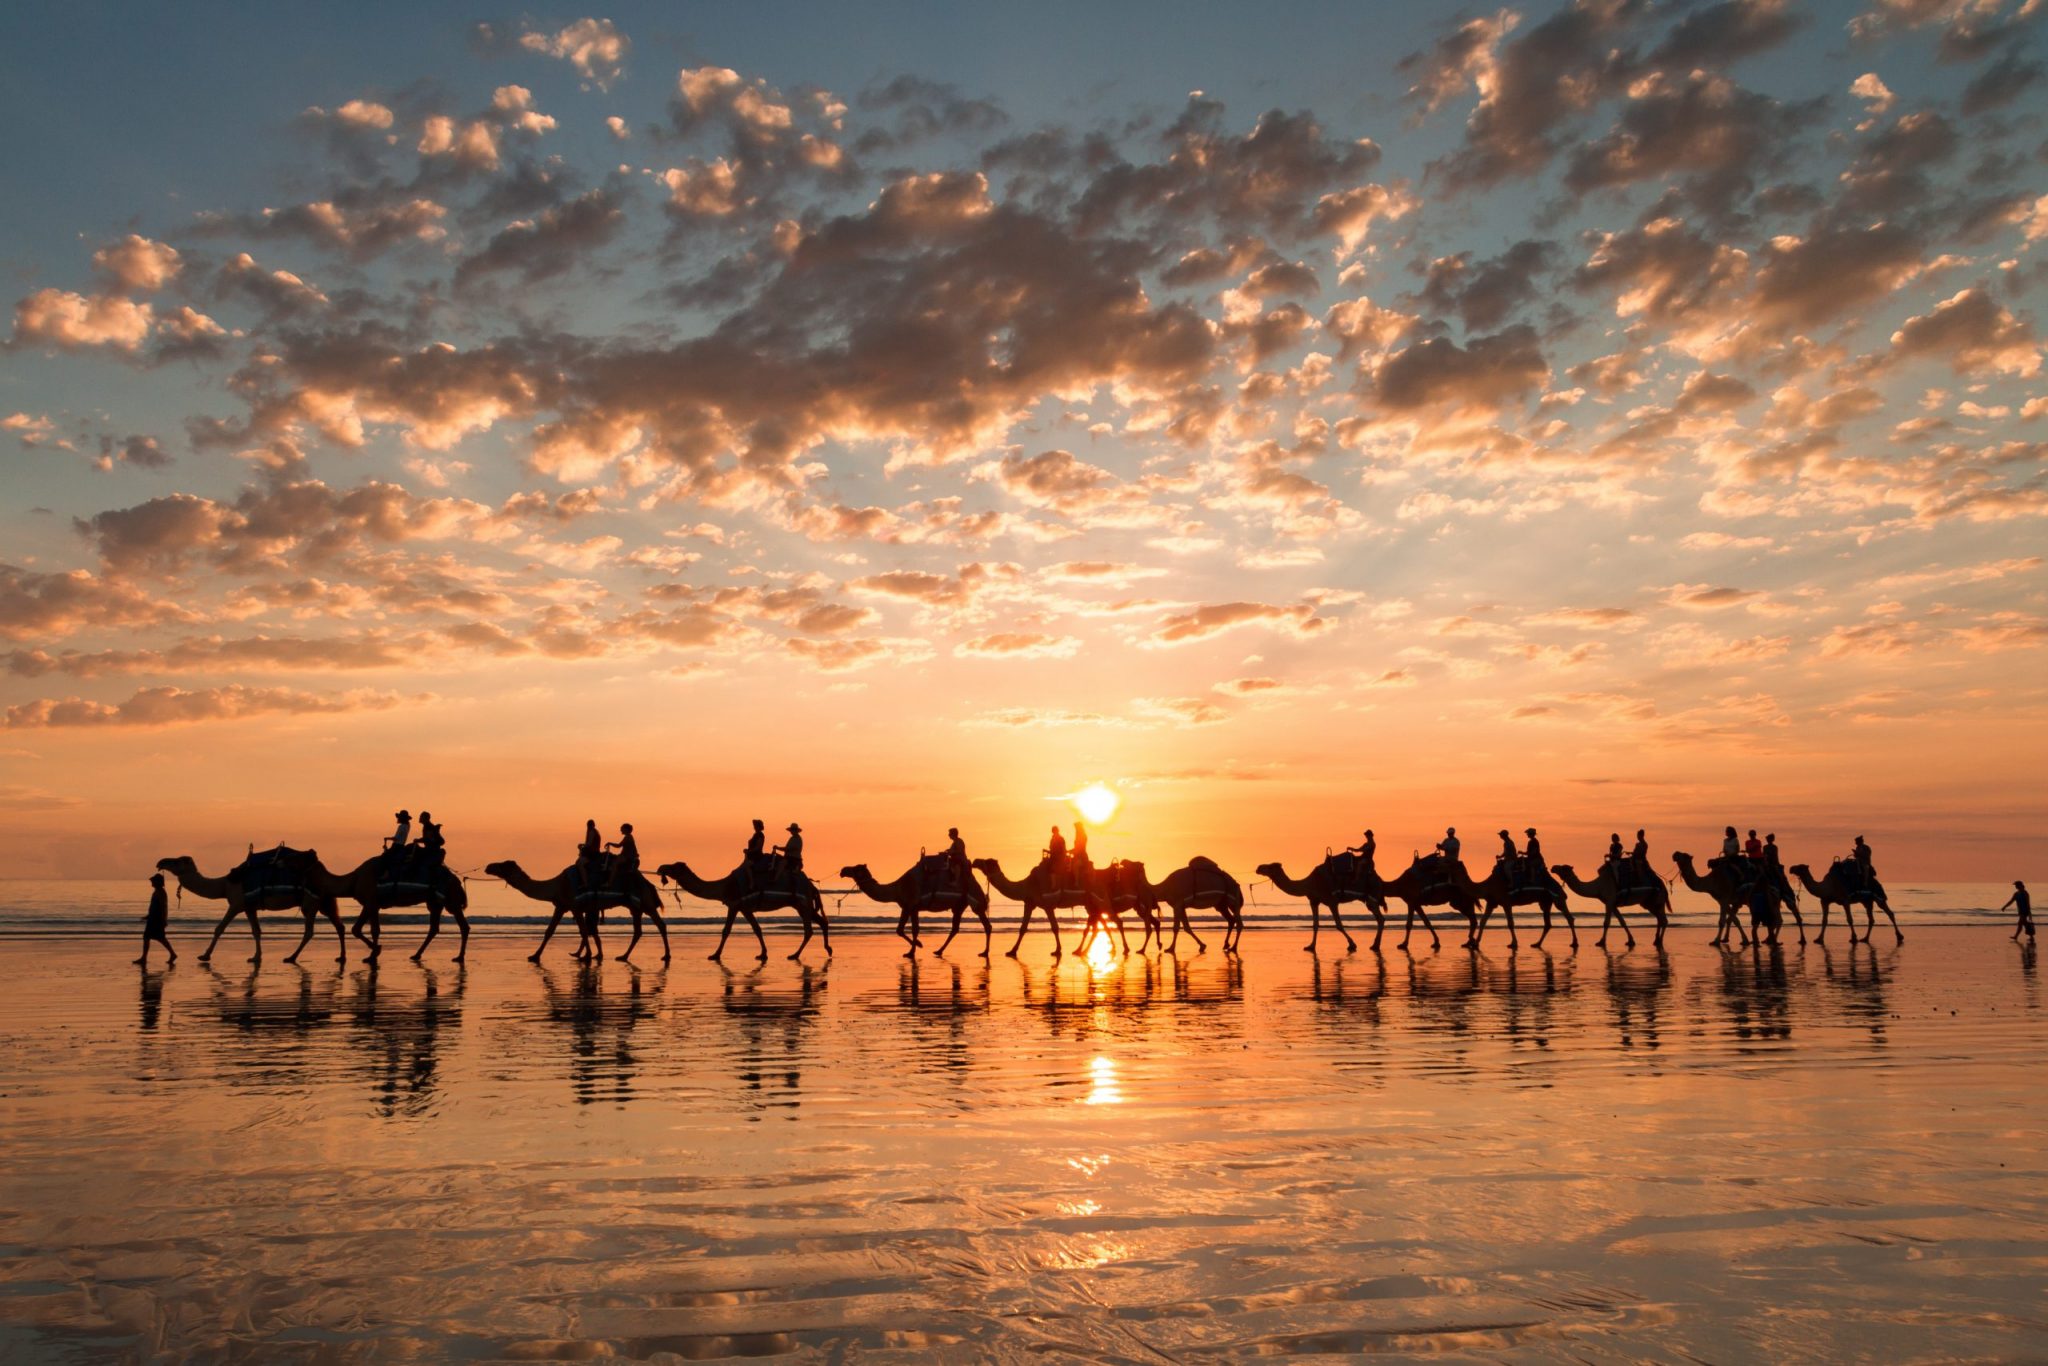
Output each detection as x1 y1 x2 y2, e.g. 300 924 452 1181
1071 782 1121 826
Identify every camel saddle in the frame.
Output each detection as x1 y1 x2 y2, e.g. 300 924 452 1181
377 844 441 893
1325 851 1374 896
912 852 972 907
233 844 318 896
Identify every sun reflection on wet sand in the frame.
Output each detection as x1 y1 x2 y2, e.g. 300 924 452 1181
0 930 2044 1358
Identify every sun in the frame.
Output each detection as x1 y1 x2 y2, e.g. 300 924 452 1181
1071 781 1121 825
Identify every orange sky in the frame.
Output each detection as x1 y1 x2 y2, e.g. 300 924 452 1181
3 4 2046 882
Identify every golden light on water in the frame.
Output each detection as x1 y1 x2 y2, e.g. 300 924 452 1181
1070 781 1121 825
1084 1054 1122 1106
1083 930 1118 973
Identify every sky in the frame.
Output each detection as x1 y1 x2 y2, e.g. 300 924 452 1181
1 0 2045 882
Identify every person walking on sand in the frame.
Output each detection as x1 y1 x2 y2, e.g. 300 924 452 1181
135 872 176 965
2004 881 2034 940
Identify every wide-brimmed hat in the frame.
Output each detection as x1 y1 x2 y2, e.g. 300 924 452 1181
150 872 165 886
396 809 411 819
1525 827 1537 836
787 822 802 833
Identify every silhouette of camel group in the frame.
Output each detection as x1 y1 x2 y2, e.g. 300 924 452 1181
151 829 1907 968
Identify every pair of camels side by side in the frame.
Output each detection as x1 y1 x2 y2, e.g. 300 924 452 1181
1669 852 1902 947
1257 850 1670 953
155 850 470 966
483 855 831 965
963 856 1245 959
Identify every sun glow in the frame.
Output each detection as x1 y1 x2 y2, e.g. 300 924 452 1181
1070 781 1121 825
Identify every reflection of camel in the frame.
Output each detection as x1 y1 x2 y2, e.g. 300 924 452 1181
840 861 992 958
971 857 1117 958
656 860 830 962
487 859 670 964
1124 858 1245 953
1255 856 1387 952
1550 862 1670 948
319 854 471 964
1466 860 1575 950
1673 851 1793 947
1791 862 1902 944
156 854 345 964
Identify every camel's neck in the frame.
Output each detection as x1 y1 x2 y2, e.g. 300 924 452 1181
851 867 904 901
165 861 231 900
1674 858 1714 893
1269 866 1314 895
1554 866 1600 895
499 864 560 900
1792 866 1826 895
976 861 1031 898
665 862 730 899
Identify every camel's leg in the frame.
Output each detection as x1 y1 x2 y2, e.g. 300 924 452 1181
1329 901 1358 952
1226 904 1243 953
1046 907 1065 958
975 906 992 958
1561 902 1579 949
708 906 739 962
815 899 833 956
243 906 263 962
1305 902 1322 954
284 908 317 965
789 906 814 961
1610 905 1635 949
415 903 441 962
935 907 962 956
650 907 671 962
743 908 769 962
1368 902 1386 952
1113 907 1131 955
1183 907 1208 954
1784 897 1807 944
1877 901 1903 944
1006 906 1034 958
618 909 645 962
450 906 470 965
199 905 240 962
530 906 569 962
1503 904 1519 951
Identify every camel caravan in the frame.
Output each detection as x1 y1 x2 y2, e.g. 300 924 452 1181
150 813 1917 967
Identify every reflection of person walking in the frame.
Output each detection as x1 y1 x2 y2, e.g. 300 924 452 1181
2003 880 2034 940
135 872 176 965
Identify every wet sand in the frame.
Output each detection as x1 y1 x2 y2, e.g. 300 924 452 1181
1 927 2043 1361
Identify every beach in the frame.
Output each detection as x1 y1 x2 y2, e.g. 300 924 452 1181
1 926 2043 1360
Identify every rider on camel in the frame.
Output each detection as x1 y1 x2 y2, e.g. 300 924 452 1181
416 811 445 869
1437 827 1460 865
605 823 638 890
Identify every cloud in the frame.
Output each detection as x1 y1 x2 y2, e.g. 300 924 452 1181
10 289 153 352
1145 600 1331 646
955 631 1080 658
515 17 630 87
2 684 416 729
455 187 626 287
91 235 183 292
1887 287 2041 377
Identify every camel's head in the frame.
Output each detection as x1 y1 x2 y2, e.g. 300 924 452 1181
654 861 685 885
1671 851 1694 867
969 857 997 874
1551 863 1575 877
1789 863 1811 877
1254 862 1283 880
838 863 867 880
483 859 517 880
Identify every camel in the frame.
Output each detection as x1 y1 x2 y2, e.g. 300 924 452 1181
1550 862 1670 948
319 851 472 964
655 859 829 963
1254 853 1389 952
1791 862 1902 944
1376 855 1482 951
840 858 993 958
971 857 1122 958
1672 852 1794 947
1125 857 1245 954
1465 859 1579 950
487 859 670 964
156 853 345 965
